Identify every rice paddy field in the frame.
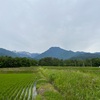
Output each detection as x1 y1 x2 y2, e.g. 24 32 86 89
0 67 100 100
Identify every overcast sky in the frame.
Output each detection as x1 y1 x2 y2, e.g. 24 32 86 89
0 0 100 53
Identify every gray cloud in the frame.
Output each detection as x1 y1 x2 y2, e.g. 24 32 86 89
0 0 100 53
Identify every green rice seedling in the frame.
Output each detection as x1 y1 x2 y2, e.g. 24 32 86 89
0 73 39 100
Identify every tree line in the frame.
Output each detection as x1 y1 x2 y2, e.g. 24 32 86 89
0 56 100 68
38 57 100 67
0 56 37 68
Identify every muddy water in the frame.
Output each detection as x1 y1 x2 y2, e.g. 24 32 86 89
32 82 37 99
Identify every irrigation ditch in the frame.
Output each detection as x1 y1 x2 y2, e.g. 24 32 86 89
33 81 37 99
33 68 64 99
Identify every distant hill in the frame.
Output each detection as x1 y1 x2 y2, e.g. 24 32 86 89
70 53 100 60
35 47 84 59
0 47 100 60
0 48 17 57
14 51 39 58
0 48 39 58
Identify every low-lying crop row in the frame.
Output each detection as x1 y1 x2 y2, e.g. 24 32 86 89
0 73 39 100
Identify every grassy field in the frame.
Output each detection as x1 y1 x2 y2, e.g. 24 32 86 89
0 67 100 100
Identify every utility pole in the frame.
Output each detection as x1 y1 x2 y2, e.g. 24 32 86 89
83 61 85 67
90 60 92 67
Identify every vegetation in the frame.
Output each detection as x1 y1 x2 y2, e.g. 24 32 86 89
0 56 38 68
0 50 100 99
0 73 39 100
0 67 100 100
37 67 100 100
0 56 100 68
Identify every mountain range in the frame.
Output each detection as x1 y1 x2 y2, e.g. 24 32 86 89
0 47 100 60
0 48 39 58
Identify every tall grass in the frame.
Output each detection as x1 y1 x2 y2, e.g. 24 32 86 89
39 67 100 100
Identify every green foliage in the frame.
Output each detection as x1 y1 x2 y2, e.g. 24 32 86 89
0 73 40 100
0 56 38 68
39 57 61 66
43 91 64 100
36 95 42 100
39 57 100 67
39 67 100 100
0 56 100 68
0 67 100 100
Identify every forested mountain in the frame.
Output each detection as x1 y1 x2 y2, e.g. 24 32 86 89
0 47 100 60
14 51 39 58
0 48 39 58
0 48 17 57
35 47 100 59
70 53 100 60
35 47 84 59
